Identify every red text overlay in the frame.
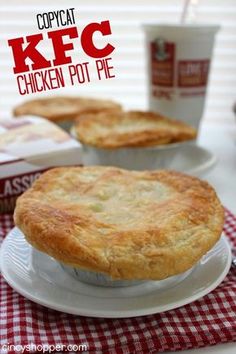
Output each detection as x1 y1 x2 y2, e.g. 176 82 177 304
8 8 116 95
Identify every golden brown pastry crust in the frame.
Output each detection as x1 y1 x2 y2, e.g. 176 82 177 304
13 96 122 122
14 166 224 280
74 110 197 148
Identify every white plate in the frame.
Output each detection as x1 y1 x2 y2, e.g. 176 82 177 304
169 144 217 177
0 228 231 318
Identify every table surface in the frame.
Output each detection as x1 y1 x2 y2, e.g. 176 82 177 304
1 120 235 353
167 120 236 354
199 121 236 214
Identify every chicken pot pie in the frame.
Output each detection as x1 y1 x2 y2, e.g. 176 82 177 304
74 110 197 149
13 96 122 123
14 166 224 281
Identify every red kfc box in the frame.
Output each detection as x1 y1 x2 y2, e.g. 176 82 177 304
0 116 82 213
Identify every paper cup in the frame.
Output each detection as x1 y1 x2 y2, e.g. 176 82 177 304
143 24 220 129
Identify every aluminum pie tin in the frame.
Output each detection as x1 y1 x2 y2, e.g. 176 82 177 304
59 263 194 288
71 126 195 171
60 263 144 287
56 119 74 132
80 140 195 171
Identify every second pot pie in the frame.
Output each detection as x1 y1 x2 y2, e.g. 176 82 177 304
13 96 122 123
74 110 197 148
14 166 224 280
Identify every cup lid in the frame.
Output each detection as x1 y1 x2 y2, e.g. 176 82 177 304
143 23 220 35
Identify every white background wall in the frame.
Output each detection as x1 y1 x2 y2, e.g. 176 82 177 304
0 0 235 123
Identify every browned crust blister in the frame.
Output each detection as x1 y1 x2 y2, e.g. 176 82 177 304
13 96 122 123
14 166 224 280
74 111 197 148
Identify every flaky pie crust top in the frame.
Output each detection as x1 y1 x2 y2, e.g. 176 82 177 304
14 96 122 122
14 166 224 280
75 111 197 148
